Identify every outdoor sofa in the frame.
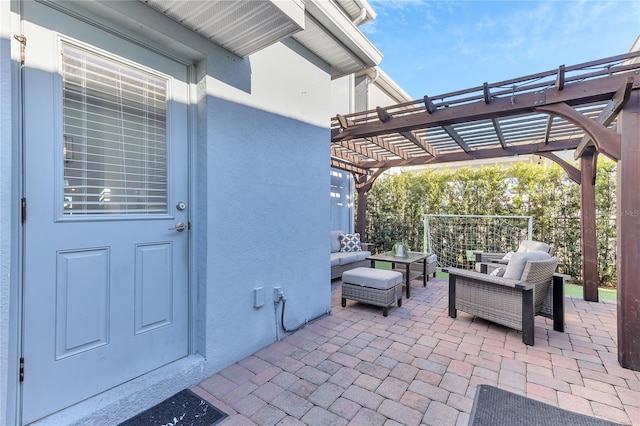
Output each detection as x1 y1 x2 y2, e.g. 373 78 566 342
330 230 371 280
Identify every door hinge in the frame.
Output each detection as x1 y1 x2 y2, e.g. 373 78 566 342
21 198 26 223
13 35 26 65
19 357 24 382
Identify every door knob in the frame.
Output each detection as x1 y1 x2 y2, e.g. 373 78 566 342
169 222 187 232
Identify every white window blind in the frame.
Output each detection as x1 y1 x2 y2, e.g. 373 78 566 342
62 42 168 215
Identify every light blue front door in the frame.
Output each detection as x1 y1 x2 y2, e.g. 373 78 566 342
21 3 190 423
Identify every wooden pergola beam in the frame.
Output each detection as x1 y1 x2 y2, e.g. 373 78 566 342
356 138 582 170
401 130 437 156
335 112 412 164
491 118 507 148
543 115 554 144
373 135 412 160
443 125 470 152
330 158 371 176
534 103 621 161
575 76 634 159
332 73 638 141
538 152 581 184
332 140 386 163
377 107 437 156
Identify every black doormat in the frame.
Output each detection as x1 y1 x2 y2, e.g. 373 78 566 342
118 389 227 426
469 385 622 426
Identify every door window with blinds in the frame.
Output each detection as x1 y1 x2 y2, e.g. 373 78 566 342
61 42 169 215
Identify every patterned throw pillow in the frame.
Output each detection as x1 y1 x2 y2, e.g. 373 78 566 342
339 233 362 252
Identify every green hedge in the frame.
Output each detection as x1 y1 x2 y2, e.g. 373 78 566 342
363 159 617 288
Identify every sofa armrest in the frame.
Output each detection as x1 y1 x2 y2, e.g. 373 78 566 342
474 252 507 263
447 267 524 289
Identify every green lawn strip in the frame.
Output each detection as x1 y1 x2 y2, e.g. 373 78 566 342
565 283 617 301
373 264 617 301
374 261 393 270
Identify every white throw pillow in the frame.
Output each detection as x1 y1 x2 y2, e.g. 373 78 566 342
490 267 505 277
331 230 344 253
339 233 363 252
503 251 551 280
501 251 514 261
517 240 550 253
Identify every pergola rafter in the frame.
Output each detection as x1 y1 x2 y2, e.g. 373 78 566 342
330 50 640 371
331 51 640 197
376 106 437 156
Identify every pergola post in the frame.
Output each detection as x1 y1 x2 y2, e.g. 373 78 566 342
580 147 599 302
353 168 388 240
355 187 367 238
617 89 640 371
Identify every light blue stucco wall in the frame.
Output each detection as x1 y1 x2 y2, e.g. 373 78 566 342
0 1 334 424
196 40 331 373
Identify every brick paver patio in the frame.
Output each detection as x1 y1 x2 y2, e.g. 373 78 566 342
193 277 640 425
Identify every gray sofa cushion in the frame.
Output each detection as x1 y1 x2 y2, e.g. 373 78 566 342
332 251 371 266
503 250 551 280
331 230 343 253
342 267 403 289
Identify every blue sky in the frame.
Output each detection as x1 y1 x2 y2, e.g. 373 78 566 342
360 0 640 99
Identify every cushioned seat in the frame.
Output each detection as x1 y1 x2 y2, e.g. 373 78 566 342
341 267 403 316
474 240 554 273
335 251 370 265
448 255 560 345
342 267 403 289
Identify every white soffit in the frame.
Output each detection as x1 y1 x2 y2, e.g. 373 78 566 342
140 0 305 57
138 0 381 79
296 1 382 78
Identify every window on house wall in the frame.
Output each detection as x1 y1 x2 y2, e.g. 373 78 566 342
330 168 354 232
61 42 168 215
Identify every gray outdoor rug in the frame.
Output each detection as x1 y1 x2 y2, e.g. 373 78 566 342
118 389 227 426
469 385 622 426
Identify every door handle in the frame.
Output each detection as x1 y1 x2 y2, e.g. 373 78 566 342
169 222 187 232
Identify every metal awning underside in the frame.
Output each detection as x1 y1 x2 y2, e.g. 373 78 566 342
140 0 382 78
331 51 640 178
